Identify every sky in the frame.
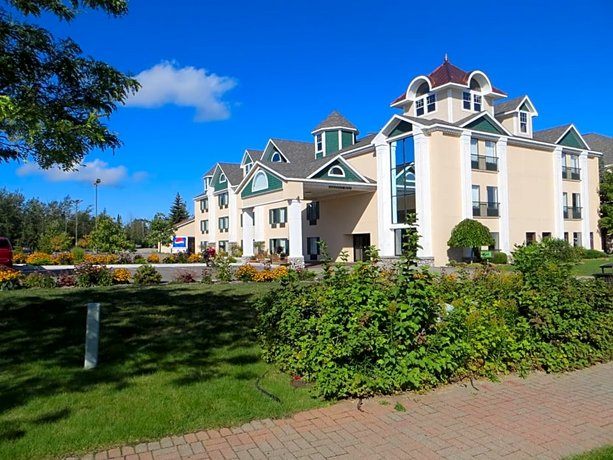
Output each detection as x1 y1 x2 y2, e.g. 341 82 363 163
2 0 612 221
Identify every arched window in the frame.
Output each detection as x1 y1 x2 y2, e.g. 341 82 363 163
271 152 282 162
219 173 226 183
252 171 268 192
416 82 430 97
470 79 481 91
328 166 345 177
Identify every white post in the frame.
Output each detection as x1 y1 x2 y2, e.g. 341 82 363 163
374 137 394 257
459 131 473 219
553 147 564 239
241 208 254 263
84 303 100 369
579 151 591 248
497 137 510 254
414 128 433 260
287 199 304 268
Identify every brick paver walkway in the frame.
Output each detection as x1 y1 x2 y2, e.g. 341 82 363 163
71 363 613 460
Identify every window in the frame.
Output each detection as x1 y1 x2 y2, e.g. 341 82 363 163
218 192 228 208
571 193 582 219
218 216 229 232
415 98 424 116
269 238 289 256
218 240 228 253
315 133 323 152
307 201 319 225
563 154 581 180
271 152 282 162
486 186 499 217
471 138 479 155
520 112 528 133
472 139 498 171
573 232 582 247
463 92 471 110
219 173 226 183
252 171 268 192
390 137 416 224
590 232 594 250
200 219 209 234
307 237 320 256
489 232 500 251
245 163 253 174
473 94 482 112
426 94 436 113
564 232 569 243
269 207 287 226
200 198 208 212
200 241 208 250
542 232 552 240
485 140 498 171
526 232 537 245
328 166 345 177
394 228 409 256
472 185 480 216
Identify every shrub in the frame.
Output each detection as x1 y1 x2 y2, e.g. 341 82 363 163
134 256 147 264
71 247 85 263
235 264 257 281
164 254 177 264
133 265 162 285
174 270 196 283
0 267 22 290
23 272 56 289
187 253 202 263
213 254 232 282
200 267 213 284
491 251 508 264
74 262 113 287
26 252 54 265
112 268 131 284
51 252 74 265
146 254 160 264
576 248 607 259
57 274 76 287
116 252 134 264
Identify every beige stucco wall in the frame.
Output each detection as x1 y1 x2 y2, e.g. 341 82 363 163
588 156 602 249
428 131 464 265
305 191 378 261
506 144 555 246
344 149 377 181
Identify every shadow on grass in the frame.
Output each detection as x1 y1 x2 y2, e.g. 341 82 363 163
0 284 264 417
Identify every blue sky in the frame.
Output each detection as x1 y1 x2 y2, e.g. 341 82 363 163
2 0 612 221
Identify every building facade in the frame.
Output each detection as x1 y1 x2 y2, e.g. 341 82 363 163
193 59 604 266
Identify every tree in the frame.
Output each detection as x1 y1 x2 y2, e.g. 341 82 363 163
447 218 494 262
599 168 613 252
169 193 190 224
88 214 133 253
0 0 139 169
125 218 149 247
146 213 173 248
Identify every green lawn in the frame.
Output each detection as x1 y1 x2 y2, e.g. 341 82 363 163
567 445 613 459
573 257 613 276
0 283 325 459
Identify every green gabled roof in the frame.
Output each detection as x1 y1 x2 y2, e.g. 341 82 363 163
310 159 364 183
559 129 587 149
241 168 283 199
464 115 507 135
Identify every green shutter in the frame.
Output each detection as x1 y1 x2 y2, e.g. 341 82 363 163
341 131 354 149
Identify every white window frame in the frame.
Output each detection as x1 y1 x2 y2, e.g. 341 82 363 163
415 98 424 116
252 171 269 192
426 94 436 113
218 192 229 208
271 152 282 162
519 112 528 133
269 207 287 225
462 91 483 112
328 166 345 177
315 133 323 152
219 173 227 183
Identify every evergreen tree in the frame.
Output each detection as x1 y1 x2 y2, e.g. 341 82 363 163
169 193 190 224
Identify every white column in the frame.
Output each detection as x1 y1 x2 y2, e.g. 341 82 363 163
459 131 473 219
374 137 394 257
208 189 217 244
228 189 238 243
552 147 564 239
241 208 254 259
497 137 510 253
287 199 304 267
254 206 264 242
414 128 433 259
579 151 591 248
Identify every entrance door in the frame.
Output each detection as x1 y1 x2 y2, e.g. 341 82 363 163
353 234 371 262
187 237 195 255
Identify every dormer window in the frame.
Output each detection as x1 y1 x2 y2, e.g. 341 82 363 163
244 163 253 174
415 98 424 116
328 166 345 178
427 94 436 112
252 171 268 192
463 91 482 112
219 173 227 183
414 82 435 117
271 152 282 162
315 133 323 152
473 94 482 111
520 112 528 133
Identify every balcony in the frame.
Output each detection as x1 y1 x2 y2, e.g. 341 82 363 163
562 166 581 180
471 155 498 172
563 206 582 219
473 201 499 217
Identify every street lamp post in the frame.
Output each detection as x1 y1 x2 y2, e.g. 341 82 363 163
74 199 82 247
94 178 101 221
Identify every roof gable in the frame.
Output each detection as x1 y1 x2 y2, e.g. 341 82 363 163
558 126 588 149
534 124 588 149
312 111 358 133
308 157 366 183
240 167 284 199
461 113 510 136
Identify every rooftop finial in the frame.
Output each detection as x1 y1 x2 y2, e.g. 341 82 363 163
444 53 448 63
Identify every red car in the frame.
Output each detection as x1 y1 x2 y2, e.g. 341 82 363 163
0 237 13 267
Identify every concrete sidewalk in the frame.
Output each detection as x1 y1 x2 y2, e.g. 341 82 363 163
72 362 613 460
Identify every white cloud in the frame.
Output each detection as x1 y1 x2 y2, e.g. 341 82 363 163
125 61 237 121
16 159 140 186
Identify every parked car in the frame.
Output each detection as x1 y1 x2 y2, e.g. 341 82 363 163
0 237 13 267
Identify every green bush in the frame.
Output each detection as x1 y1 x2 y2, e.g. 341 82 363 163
491 251 508 264
23 272 57 289
74 262 113 287
71 247 85 263
576 248 607 259
133 264 162 285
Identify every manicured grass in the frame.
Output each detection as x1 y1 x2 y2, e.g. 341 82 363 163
0 283 325 459
566 445 613 459
572 257 613 277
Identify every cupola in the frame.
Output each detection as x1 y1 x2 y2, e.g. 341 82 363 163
311 111 358 159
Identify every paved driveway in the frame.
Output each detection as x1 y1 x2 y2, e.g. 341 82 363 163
71 362 613 460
